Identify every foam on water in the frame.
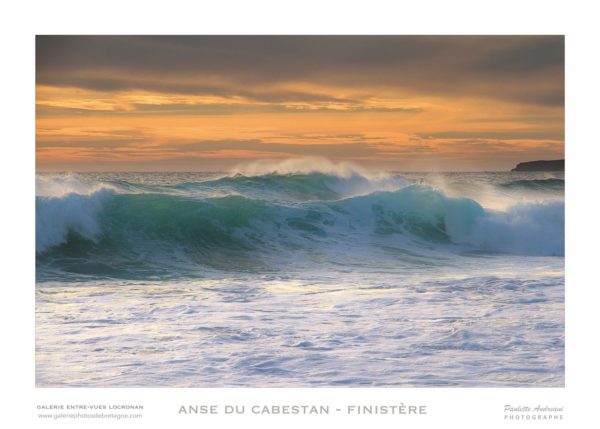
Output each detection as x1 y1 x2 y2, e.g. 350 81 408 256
36 268 564 387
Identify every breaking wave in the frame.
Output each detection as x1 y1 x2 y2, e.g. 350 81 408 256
36 171 564 278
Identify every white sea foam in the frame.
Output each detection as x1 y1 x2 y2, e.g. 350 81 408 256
36 270 564 387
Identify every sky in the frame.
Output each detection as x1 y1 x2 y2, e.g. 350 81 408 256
36 36 564 172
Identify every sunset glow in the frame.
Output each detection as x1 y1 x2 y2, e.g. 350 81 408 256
36 36 564 171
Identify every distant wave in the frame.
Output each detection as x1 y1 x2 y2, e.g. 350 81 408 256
36 173 564 278
499 178 564 191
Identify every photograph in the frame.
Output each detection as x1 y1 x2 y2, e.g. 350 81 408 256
35 35 564 388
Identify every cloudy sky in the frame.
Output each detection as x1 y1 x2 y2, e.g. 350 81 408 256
36 36 564 171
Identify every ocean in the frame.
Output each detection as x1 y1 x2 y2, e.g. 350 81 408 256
35 162 564 387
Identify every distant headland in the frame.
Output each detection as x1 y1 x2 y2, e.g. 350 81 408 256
511 159 564 172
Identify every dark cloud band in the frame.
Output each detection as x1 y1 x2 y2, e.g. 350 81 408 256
37 35 564 106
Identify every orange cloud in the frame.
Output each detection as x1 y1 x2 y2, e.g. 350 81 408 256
36 36 564 172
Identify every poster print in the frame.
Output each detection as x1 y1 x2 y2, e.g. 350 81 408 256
36 36 564 388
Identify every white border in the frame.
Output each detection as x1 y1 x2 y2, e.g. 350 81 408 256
3 1 599 427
